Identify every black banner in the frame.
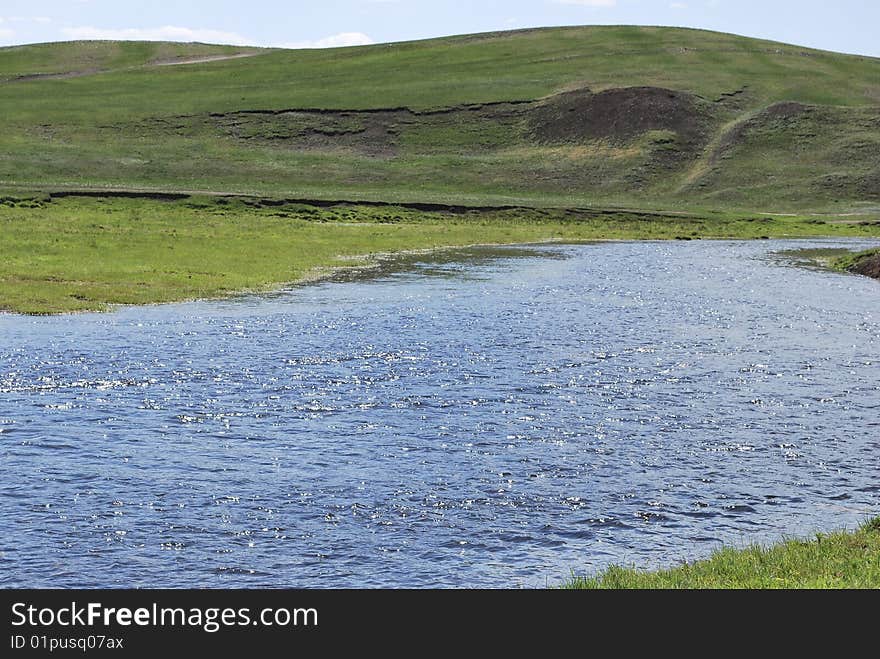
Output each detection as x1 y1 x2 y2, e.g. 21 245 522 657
0 588 872 653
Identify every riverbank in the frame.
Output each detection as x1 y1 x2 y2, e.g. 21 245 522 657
832 248 880 280
565 517 880 588
4 194 880 315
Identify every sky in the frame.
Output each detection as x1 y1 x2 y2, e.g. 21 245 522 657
0 0 878 58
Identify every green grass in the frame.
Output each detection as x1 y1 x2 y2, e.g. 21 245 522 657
0 26 878 213
565 517 880 589
2 195 880 314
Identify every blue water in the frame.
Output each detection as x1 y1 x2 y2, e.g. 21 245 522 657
1 239 878 588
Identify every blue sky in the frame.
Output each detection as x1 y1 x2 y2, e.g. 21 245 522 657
0 1 877 58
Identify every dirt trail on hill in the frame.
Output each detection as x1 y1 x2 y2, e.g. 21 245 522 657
149 52 263 66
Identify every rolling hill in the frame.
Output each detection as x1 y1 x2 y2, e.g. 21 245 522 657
1 25 878 213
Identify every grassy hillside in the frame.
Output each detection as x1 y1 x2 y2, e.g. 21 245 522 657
1 26 878 212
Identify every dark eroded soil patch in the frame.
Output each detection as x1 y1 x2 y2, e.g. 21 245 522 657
849 251 880 279
528 86 713 146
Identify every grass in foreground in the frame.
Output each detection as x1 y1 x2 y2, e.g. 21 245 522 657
565 517 880 589
3 195 880 315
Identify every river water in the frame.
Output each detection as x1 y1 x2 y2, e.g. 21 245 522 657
1 238 878 588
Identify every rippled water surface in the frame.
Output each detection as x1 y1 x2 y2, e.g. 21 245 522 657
1 239 879 588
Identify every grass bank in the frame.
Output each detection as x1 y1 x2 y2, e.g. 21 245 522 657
4 195 880 315
565 517 880 588
831 247 880 279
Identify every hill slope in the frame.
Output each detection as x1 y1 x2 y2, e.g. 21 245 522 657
1 26 878 212
0 40 264 81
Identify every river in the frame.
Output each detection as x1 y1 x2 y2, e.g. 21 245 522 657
1 238 878 587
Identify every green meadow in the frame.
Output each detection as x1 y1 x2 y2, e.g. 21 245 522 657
2 194 879 314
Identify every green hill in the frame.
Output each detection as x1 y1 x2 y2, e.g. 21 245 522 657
2 26 880 314
1 26 878 212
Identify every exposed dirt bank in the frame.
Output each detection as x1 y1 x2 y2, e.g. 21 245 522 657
848 251 880 279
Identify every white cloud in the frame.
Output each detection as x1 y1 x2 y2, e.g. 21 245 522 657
280 32 375 49
671 2 688 8
61 25 252 46
0 27 15 42
553 0 618 6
